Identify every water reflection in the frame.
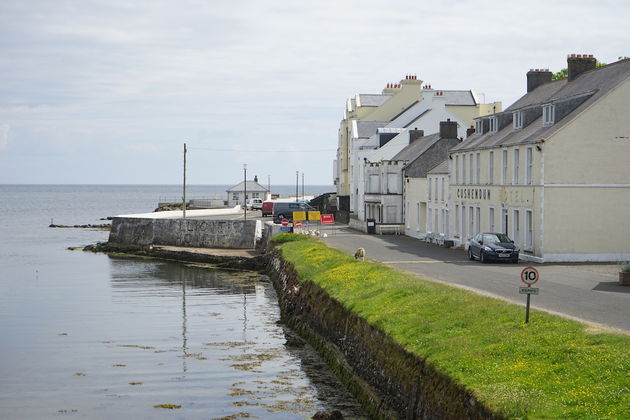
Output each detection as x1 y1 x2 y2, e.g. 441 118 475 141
103 257 366 419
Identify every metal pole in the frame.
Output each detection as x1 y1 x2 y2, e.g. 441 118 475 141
302 172 304 201
183 143 187 219
525 293 531 323
243 164 247 220
268 174 271 199
295 171 299 202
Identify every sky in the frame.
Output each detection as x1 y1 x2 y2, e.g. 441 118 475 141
1 0 628 185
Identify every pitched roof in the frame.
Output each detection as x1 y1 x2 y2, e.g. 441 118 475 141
391 133 441 161
354 120 389 138
440 90 477 106
356 93 393 107
226 180 269 192
452 58 630 152
427 159 450 174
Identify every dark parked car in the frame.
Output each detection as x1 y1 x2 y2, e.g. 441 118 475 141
468 232 519 263
272 202 316 223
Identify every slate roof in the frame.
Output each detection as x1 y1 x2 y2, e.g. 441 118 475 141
428 159 450 174
357 94 393 107
452 58 630 152
390 133 441 161
355 120 389 138
226 181 269 192
440 90 477 106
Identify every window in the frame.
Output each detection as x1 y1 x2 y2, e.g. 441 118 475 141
416 202 420 231
513 148 520 185
468 207 474 239
525 210 533 251
526 147 533 185
454 155 459 184
489 207 495 232
441 178 445 202
543 104 555 126
488 151 494 184
455 205 460 237
441 209 446 234
469 153 474 185
502 150 508 184
445 210 450 237
475 119 483 135
434 178 438 202
435 211 439 234
463 155 467 184
513 111 523 130
475 153 481 184
475 207 481 237
232 193 240 200
502 208 508 235
428 177 432 201
428 208 432 232
490 117 498 133
513 210 520 246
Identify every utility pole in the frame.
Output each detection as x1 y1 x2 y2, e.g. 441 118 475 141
301 172 304 201
267 174 271 199
295 171 299 202
243 164 247 220
183 143 187 219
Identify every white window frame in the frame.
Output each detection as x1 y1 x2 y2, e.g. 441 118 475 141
454 155 459 184
475 119 483 135
428 176 432 201
469 153 474 185
468 206 474 240
488 151 494 185
490 117 498 133
475 152 481 184
526 147 533 185
543 104 555 126
513 111 523 130
416 202 420 231
513 209 521 246
455 205 460 238
488 207 495 232
463 155 467 184
501 208 508 235
501 149 508 184
525 209 533 251
441 177 445 202
513 148 520 185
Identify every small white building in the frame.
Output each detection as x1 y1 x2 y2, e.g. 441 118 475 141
226 178 270 208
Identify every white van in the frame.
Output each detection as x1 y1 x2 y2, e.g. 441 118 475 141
247 198 263 210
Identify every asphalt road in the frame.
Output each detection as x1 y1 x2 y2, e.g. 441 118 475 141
322 226 630 334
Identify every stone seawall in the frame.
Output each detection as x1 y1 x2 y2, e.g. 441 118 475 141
109 217 261 249
266 248 500 420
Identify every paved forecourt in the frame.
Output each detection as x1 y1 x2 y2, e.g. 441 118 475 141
322 226 630 334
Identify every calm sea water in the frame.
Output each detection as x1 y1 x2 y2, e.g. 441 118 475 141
0 185 365 419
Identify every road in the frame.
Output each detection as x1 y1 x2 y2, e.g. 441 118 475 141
321 226 630 334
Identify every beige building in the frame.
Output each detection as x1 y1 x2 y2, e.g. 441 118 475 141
424 160 451 243
448 54 630 262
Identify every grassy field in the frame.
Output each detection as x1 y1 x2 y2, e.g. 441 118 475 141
271 234 630 419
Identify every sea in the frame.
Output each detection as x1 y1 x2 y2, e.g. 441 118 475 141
0 185 366 419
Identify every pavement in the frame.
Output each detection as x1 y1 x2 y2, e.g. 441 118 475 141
321 225 630 334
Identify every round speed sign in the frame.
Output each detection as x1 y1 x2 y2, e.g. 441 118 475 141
520 266 540 286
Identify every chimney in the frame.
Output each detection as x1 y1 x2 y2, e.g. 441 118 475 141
439 119 458 139
526 68 552 92
254 175 258 183
466 125 476 138
568 54 596 82
409 128 424 143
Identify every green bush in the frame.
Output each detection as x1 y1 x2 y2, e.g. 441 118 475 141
269 233 311 244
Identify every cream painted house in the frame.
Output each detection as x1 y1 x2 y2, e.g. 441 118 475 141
425 160 451 243
448 54 630 262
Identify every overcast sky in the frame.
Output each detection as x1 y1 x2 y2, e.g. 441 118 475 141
1 0 628 185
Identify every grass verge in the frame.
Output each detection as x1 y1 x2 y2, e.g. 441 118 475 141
271 234 630 419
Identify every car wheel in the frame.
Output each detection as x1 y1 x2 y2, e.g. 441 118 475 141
480 252 486 263
468 249 475 260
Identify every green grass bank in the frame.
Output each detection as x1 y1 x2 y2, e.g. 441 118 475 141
271 234 629 419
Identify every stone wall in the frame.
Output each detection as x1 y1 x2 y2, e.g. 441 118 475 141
266 248 501 419
109 217 261 249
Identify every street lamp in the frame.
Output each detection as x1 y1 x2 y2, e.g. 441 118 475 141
244 164 247 220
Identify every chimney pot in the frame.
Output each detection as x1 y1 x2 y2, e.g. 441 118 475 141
568 53 597 82
527 68 553 92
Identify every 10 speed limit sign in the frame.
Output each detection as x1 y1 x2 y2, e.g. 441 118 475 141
520 266 540 286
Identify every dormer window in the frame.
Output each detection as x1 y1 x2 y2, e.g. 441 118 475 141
475 119 483 135
490 117 498 133
543 104 555 126
513 111 523 130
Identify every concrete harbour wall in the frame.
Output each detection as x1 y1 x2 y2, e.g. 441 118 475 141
109 217 261 249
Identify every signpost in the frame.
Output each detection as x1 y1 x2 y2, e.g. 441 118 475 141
320 214 334 224
520 266 540 323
